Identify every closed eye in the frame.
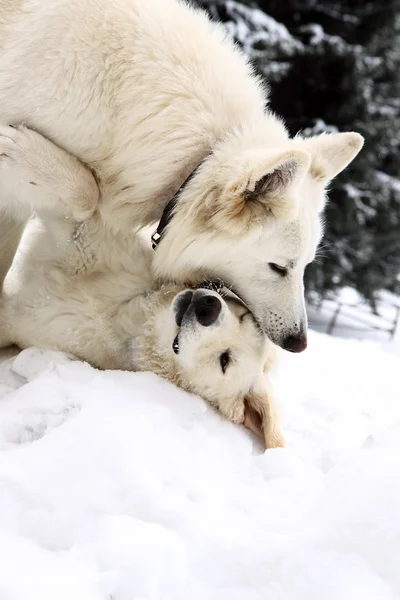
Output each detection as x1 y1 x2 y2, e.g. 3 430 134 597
219 350 231 374
269 263 288 277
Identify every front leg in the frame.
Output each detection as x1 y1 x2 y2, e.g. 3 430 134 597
0 124 99 221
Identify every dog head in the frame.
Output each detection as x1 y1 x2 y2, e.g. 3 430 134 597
136 285 284 449
152 127 364 352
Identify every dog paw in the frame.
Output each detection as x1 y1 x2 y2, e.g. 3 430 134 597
0 124 41 183
0 123 99 220
0 124 19 158
0 123 25 152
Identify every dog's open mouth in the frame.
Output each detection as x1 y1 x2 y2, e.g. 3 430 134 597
172 334 180 354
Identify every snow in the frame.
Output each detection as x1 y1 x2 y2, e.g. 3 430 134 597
308 287 400 346
225 0 295 44
376 171 400 193
1 329 400 599
302 118 339 137
216 0 301 60
299 23 325 45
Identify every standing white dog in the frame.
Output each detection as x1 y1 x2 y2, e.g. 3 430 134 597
0 0 363 350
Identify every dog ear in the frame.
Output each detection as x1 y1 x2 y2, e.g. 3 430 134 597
243 390 285 449
302 132 364 183
241 149 311 200
209 149 311 232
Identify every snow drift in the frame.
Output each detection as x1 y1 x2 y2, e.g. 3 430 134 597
0 331 399 599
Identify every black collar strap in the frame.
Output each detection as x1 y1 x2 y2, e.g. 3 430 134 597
151 157 208 250
151 195 179 250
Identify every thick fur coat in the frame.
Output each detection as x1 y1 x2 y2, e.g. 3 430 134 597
0 0 364 350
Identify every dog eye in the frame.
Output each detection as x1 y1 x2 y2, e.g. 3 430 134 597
219 351 231 374
269 263 287 276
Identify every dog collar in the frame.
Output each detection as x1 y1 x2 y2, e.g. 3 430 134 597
151 157 208 250
151 195 179 250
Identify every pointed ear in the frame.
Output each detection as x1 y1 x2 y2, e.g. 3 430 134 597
302 132 364 183
209 149 311 232
243 391 285 450
241 148 311 201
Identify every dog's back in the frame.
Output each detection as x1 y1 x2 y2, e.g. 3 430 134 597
0 0 267 214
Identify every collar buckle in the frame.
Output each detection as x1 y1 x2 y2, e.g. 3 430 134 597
151 230 161 250
151 153 210 251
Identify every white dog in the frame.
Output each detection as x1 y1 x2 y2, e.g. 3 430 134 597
0 124 284 449
0 0 364 352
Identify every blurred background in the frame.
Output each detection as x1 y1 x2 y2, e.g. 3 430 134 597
195 0 400 340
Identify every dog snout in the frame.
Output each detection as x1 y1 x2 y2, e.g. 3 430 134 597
193 294 222 326
282 332 307 353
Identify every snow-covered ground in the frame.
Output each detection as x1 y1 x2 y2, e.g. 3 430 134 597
0 326 399 599
308 287 400 349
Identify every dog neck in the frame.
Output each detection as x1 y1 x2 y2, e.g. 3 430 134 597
151 154 211 250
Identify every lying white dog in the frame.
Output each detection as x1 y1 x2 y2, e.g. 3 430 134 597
0 125 284 449
0 0 364 351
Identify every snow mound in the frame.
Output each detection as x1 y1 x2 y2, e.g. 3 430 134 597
0 333 400 599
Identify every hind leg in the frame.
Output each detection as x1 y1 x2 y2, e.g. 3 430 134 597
0 124 100 221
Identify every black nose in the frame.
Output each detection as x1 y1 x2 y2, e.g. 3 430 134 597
282 332 307 353
193 294 222 326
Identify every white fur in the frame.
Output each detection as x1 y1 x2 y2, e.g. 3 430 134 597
0 125 284 449
0 0 364 349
